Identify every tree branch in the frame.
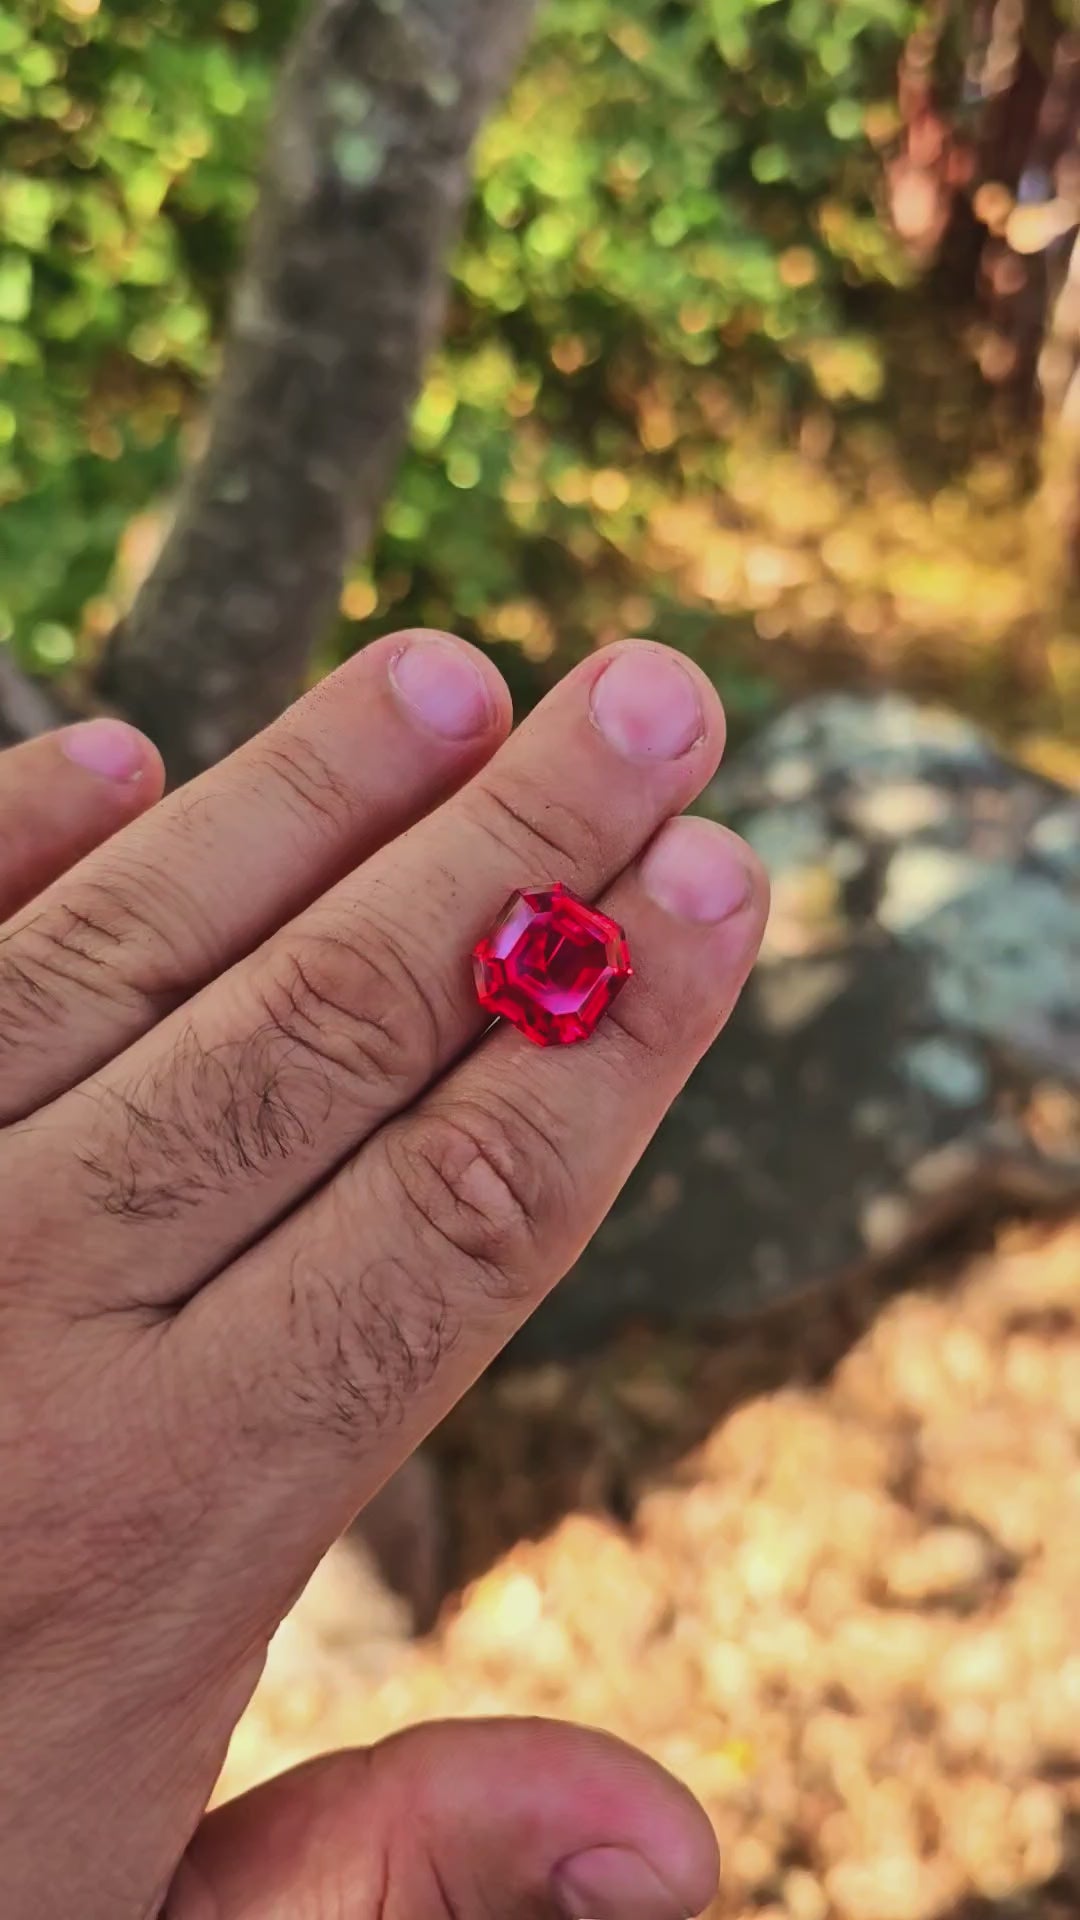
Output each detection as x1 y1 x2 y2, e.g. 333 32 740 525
99 0 535 783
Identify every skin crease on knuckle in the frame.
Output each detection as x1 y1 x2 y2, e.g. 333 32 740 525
253 920 445 1105
603 956 726 1066
471 768 606 879
73 914 456 1228
247 733 360 841
0 896 144 1055
279 1115 526 1447
17 860 213 1008
242 1083 579 1456
67 914 449 1229
382 1093 573 1306
0 863 207 1118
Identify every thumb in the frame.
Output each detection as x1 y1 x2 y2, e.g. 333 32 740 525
165 1717 720 1920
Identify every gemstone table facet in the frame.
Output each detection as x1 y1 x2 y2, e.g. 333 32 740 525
472 884 633 1046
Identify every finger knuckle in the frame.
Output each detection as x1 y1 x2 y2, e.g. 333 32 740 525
473 770 604 878
254 923 442 1105
384 1092 572 1301
604 970 678 1060
0 884 149 1072
0 864 198 1025
250 735 355 840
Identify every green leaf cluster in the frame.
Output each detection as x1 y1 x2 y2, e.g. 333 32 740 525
2 0 915 715
0 0 281 666
375 0 915 702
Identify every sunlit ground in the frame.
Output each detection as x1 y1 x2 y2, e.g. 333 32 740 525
100 294 1080 790
222 1216 1080 1920
333 301 1080 782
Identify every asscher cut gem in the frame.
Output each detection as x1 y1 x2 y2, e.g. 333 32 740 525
473 884 633 1047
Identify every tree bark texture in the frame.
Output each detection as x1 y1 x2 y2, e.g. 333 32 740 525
99 0 536 783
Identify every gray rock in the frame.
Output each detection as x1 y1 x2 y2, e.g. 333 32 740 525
520 693 1080 1357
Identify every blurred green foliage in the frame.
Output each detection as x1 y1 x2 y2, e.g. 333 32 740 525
0 0 290 668
11 0 1072 759
379 0 916 711
0 0 913 700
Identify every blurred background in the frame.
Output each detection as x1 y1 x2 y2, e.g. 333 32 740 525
3 2 1080 1915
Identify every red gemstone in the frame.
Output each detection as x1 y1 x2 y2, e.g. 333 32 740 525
473 884 633 1047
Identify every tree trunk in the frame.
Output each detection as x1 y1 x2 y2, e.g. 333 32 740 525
98 0 535 784
0 650 65 750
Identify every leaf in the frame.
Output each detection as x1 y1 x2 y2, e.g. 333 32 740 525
0 253 32 323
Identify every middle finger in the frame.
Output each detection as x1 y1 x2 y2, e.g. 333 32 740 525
21 642 724 1311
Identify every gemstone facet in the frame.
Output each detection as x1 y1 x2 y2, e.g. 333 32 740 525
473 884 633 1047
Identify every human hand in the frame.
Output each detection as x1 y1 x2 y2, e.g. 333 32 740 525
0 635 767 1919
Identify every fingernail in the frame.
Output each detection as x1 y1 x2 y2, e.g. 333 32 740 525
640 815 753 924
59 719 145 784
553 1846 691 1920
590 646 704 761
390 634 494 740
